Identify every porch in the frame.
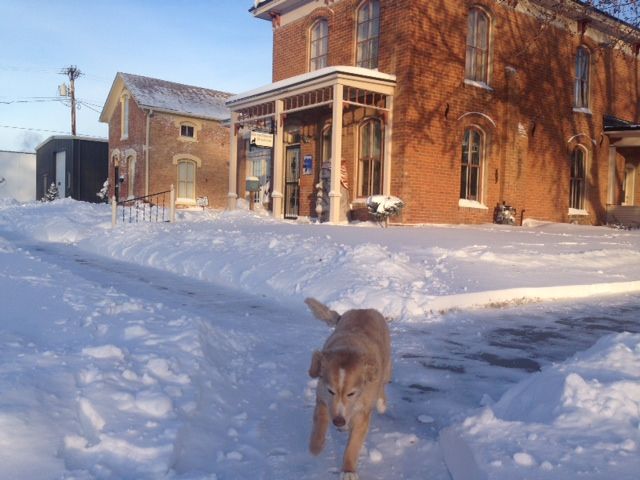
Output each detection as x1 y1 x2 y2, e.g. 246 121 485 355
605 116 640 228
225 66 396 223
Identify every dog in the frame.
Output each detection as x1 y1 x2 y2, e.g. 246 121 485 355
305 298 392 480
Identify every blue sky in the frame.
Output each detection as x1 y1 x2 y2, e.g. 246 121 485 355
0 0 273 152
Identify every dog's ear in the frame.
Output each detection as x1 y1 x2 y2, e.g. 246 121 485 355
309 350 324 378
364 360 378 384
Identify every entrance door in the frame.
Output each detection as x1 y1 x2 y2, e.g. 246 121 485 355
55 151 66 198
284 146 300 219
624 164 636 205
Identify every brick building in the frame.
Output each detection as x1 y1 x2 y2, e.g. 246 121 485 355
227 0 640 225
100 73 232 208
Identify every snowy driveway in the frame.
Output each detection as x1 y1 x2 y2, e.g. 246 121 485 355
2 232 639 479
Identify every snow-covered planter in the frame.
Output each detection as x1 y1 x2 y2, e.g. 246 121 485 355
367 195 404 227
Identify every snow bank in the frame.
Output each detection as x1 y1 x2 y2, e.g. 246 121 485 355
2 199 640 319
449 333 640 479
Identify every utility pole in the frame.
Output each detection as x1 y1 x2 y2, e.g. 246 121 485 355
59 65 82 135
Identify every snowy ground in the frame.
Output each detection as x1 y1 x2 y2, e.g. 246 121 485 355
0 198 639 479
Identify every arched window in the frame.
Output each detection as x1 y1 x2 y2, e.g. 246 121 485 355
127 155 136 199
356 0 380 69
465 8 490 83
310 19 329 71
574 47 590 109
358 118 383 197
570 147 586 210
460 128 484 201
121 94 129 139
177 160 196 201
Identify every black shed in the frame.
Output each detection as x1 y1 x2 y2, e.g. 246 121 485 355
35 135 108 202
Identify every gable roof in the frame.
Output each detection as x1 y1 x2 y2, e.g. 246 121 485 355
100 72 233 123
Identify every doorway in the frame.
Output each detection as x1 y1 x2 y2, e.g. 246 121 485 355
284 145 300 219
55 151 66 198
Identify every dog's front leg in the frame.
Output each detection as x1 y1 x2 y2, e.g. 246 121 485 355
341 411 371 479
309 401 329 455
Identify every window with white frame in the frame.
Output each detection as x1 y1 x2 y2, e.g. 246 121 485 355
356 0 380 69
180 124 195 138
358 118 383 197
177 160 196 200
569 147 586 210
465 8 490 84
121 94 129 139
460 128 484 201
310 19 329 71
574 46 590 109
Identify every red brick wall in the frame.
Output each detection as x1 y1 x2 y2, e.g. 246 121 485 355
107 98 229 208
265 0 639 225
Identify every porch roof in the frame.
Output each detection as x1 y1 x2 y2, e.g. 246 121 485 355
604 114 640 147
225 66 396 110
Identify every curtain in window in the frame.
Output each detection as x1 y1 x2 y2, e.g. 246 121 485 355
570 148 586 209
460 128 483 201
177 161 196 200
465 9 489 82
356 0 380 69
358 119 383 197
575 47 590 108
310 20 328 71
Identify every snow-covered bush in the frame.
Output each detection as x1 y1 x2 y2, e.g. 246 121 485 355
367 195 404 227
96 179 109 203
41 183 59 202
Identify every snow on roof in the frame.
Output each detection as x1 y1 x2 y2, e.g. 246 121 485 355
226 66 396 106
120 73 234 121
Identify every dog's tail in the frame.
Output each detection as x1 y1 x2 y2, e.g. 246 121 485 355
305 298 340 326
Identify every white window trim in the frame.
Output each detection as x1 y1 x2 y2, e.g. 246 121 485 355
572 107 592 115
568 208 589 216
464 79 493 91
458 198 488 210
179 122 198 142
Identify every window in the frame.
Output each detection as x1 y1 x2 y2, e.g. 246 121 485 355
121 94 129 139
570 147 586 210
177 160 196 200
358 118 383 197
127 155 136 199
460 128 484 201
356 0 380 69
310 19 329 71
465 8 490 84
181 124 195 138
574 47 590 109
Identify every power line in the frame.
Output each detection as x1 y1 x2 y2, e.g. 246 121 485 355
0 123 71 134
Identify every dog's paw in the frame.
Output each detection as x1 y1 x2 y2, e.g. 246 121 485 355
309 437 325 456
340 472 359 480
376 397 387 414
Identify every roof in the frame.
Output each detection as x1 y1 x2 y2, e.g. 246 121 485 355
604 115 640 132
100 73 233 123
34 135 108 151
226 65 396 107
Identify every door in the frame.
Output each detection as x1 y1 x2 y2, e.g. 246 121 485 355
55 151 66 197
284 146 300 219
623 164 636 206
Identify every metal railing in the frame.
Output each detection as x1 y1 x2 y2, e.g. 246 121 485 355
111 185 176 227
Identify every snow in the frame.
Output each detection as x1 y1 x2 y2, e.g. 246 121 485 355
0 198 639 479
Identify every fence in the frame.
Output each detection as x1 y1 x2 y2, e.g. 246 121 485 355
111 185 176 227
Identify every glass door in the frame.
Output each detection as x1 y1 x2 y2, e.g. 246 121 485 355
284 146 300 219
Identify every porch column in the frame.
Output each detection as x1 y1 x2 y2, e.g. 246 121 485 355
383 94 394 196
271 99 285 219
608 146 617 205
228 111 239 210
329 83 344 223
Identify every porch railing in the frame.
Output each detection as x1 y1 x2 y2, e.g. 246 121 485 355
111 185 176 227
606 204 640 229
